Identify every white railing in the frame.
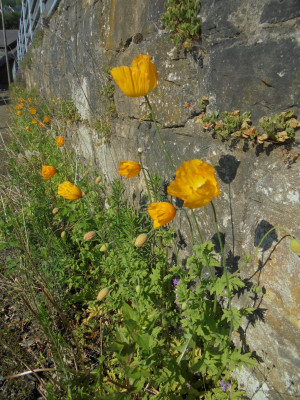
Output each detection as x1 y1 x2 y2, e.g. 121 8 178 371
17 0 61 61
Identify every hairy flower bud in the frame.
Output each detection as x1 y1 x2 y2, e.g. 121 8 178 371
95 176 101 184
100 244 108 252
290 239 300 256
134 233 148 248
84 231 96 241
97 287 109 301
61 231 66 238
52 208 59 215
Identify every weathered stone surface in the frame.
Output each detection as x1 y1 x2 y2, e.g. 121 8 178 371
260 0 300 24
22 0 300 397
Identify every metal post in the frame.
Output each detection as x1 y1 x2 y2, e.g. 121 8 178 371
0 0 11 85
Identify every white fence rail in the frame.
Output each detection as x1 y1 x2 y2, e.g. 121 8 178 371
17 0 61 61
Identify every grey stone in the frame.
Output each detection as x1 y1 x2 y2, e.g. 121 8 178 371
260 0 300 24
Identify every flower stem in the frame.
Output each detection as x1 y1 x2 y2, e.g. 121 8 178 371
232 226 293 277
145 96 176 171
210 201 233 341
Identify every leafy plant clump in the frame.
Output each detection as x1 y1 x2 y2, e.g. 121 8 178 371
161 0 201 50
2 84 294 399
201 109 299 143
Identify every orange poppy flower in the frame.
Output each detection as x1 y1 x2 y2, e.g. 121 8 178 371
167 159 220 209
42 165 57 179
110 54 157 97
31 118 38 124
118 161 141 179
55 136 65 146
25 126 30 131
29 107 37 115
43 116 51 123
148 202 176 229
39 122 45 128
58 181 83 200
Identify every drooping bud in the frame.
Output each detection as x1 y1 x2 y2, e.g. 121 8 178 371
137 147 143 154
61 231 66 238
100 244 108 252
83 231 96 241
52 208 59 215
134 233 148 248
290 239 300 256
97 287 109 301
95 176 101 184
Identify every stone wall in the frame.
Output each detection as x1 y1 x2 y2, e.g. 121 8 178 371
22 0 300 398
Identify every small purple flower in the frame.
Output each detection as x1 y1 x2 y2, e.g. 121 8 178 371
220 380 226 391
186 383 191 389
173 278 179 287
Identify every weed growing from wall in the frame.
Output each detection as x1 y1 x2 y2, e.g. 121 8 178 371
161 0 201 50
1 60 298 399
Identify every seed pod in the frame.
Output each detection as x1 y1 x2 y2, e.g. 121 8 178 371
61 231 66 238
95 176 101 184
52 208 59 215
134 233 148 248
84 231 96 241
290 239 300 256
100 244 108 252
97 287 109 301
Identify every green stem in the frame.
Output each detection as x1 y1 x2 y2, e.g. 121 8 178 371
145 96 176 171
232 226 293 277
191 210 203 244
210 201 233 341
145 96 206 249
138 154 153 203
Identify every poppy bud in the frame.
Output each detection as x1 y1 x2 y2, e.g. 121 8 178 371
52 208 59 215
137 147 143 154
95 176 101 184
100 244 108 252
84 231 96 241
290 239 300 256
61 231 66 238
136 285 141 294
97 287 109 301
134 233 148 248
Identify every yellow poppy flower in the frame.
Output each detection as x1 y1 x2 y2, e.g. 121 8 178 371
148 202 176 229
118 161 141 179
42 165 57 179
17 111 22 116
43 116 51 123
55 136 65 146
31 118 38 124
167 159 220 209
110 54 157 97
58 181 83 200
29 107 37 115
25 126 30 131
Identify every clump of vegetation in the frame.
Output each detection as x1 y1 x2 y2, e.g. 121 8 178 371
201 109 299 143
2 62 297 397
161 0 201 50
56 99 81 122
